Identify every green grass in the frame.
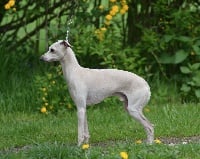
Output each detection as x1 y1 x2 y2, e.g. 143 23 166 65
0 102 199 158
1 142 200 159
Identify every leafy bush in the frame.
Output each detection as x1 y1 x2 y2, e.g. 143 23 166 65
180 63 200 102
1 0 200 104
34 65 75 114
126 0 200 101
135 1 200 73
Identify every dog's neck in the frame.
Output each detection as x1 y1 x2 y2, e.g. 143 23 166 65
60 47 81 81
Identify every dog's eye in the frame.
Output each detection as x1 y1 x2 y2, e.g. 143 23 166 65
50 48 55 53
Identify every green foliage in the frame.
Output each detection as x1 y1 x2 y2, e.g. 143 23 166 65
1 0 200 105
34 65 75 114
0 46 39 112
0 0 78 54
126 0 200 100
180 63 200 102
72 26 148 77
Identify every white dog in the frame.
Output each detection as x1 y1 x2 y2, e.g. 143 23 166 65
40 40 154 146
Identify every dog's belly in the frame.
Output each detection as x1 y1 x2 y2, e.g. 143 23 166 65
86 91 111 105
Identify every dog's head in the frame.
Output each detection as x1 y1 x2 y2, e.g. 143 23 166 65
40 40 71 62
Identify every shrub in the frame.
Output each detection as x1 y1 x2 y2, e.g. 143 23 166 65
34 65 75 114
180 63 200 102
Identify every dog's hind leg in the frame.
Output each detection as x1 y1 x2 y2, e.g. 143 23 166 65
127 107 154 143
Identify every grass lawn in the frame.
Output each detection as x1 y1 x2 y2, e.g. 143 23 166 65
0 102 199 158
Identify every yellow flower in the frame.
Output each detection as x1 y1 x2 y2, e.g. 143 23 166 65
110 10 117 16
105 14 112 21
4 4 11 10
42 97 46 101
8 0 15 7
120 9 126 15
40 107 47 113
95 28 107 41
100 27 107 31
144 108 150 112
95 29 100 34
135 139 142 144
67 103 72 109
110 0 116 2
82 144 89 150
154 139 162 144
120 151 128 159
42 87 47 92
104 20 111 26
123 4 129 11
121 0 127 5
99 5 104 10
112 5 119 13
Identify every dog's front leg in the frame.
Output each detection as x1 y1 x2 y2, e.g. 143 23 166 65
84 113 90 143
77 107 86 146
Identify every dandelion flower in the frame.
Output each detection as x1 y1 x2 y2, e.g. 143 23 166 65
135 139 142 144
82 144 89 150
154 139 162 144
120 151 128 159
144 108 150 112
41 107 47 113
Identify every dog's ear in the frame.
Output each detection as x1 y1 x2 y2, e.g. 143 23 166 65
60 40 71 48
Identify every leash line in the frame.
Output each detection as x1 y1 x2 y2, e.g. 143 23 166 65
65 0 79 42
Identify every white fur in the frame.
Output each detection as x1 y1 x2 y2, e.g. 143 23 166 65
40 40 154 146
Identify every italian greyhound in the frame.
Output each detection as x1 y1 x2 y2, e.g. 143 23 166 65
40 40 154 146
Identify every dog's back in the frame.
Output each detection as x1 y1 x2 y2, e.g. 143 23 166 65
78 68 150 106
